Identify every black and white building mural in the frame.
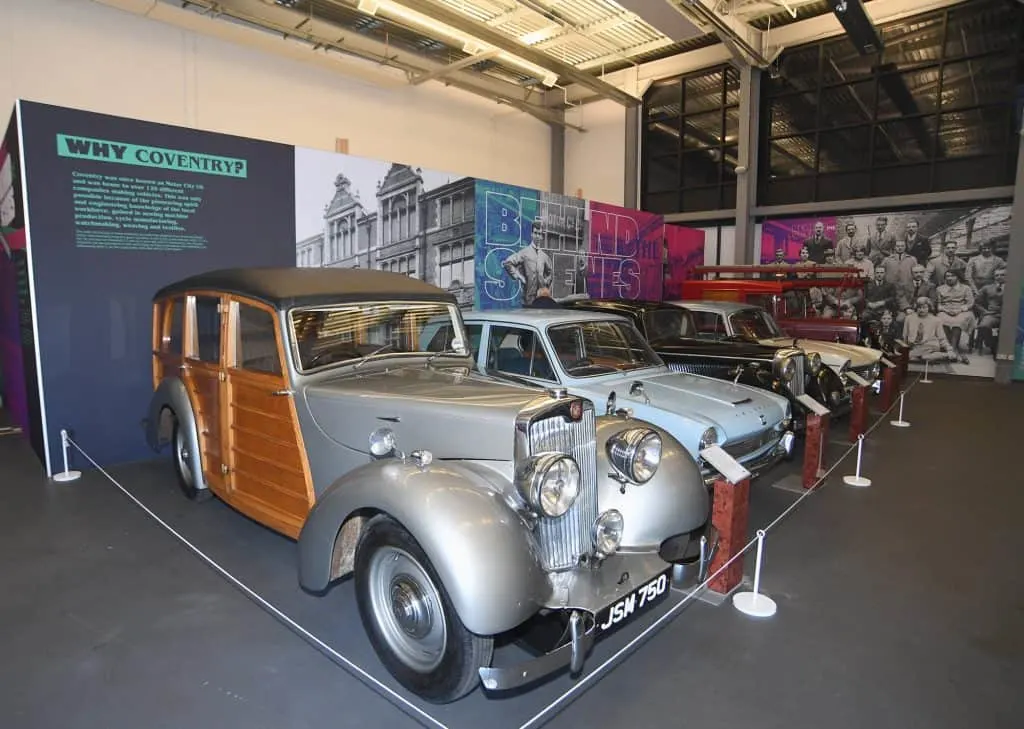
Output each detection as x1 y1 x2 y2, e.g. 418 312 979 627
294 147 476 309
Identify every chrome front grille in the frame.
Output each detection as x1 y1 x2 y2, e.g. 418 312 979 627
723 429 779 461
528 406 597 571
790 354 806 397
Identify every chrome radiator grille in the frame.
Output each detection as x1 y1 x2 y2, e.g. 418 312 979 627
723 429 780 461
790 354 806 397
667 362 730 378
528 406 598 571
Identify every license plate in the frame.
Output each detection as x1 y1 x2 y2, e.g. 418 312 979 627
595 567 672 634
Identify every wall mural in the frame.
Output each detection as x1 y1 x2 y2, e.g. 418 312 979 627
0 109 39 453
294 146 476 308
759 204 1013 379
663 224 706 300
474 181 671 310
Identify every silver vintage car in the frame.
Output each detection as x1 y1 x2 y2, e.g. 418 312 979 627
145 267 716 704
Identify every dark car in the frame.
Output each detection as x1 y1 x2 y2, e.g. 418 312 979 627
561 299 849 422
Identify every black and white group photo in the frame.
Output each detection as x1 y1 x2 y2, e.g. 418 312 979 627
762 204 1012 378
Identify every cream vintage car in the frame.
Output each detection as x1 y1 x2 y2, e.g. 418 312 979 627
145 267 718 703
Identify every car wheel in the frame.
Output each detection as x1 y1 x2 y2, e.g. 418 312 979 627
354 515 493 703
170 415 212 502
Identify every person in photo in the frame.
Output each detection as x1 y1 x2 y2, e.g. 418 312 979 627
502 217 553 306
848 241 875 279
926 240 966 287
862 264 897 324
902 297 954 363
881 238 916 290
834 220 861 263
974 266 1006 356
896 264 937 325
964 241 1005 295
803 221 833 264
934 268 975 363
904 219 932 266
866 215 897 265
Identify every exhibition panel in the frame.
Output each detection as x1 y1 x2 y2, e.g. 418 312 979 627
14 101 296 474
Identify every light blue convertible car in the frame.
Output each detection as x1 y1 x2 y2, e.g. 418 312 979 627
459 309 795 483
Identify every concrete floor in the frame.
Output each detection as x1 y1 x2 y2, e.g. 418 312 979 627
1 376 1022 729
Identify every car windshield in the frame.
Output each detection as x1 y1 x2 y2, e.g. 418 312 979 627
289 301 467 371
729 308 782 339
547 320 662 377
642 308 696 341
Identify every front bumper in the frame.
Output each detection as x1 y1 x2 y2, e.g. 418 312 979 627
699 432 794 486
478 544 710 693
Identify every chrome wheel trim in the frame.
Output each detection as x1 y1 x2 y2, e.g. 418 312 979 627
174 426 194 489
367 546 447 673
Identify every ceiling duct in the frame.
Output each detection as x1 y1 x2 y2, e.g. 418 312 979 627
828 0 884 55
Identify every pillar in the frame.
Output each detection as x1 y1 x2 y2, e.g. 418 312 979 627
733 63 760 266
994 116 1024 384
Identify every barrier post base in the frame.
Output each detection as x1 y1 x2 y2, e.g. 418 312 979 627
53 470 82 482
802 412 830 489
847 385 868 442
732 591 778 617
707 476 750 596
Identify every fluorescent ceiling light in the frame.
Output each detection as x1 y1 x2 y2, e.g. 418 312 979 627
357 0 380 15
362 0 560 84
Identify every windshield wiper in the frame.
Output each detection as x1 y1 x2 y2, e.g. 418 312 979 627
352 343 396 370
424 348 464 367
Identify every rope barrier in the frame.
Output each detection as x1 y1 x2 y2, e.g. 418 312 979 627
64 436 451 729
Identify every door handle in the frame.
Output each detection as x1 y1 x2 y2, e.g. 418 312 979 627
271 389 295 397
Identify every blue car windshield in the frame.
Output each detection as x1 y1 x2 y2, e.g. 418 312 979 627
547 320 663 377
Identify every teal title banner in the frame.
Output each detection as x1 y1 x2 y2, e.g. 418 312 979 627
56 134 248 178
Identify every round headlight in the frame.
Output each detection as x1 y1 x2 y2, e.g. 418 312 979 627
519 452 580 518
606 428 662 484
807 352 822 374
593 509 624 557
780 356 797 382
699 426 718 451
369 427 397 457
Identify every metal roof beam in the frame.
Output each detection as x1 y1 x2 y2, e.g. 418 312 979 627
665 0 770 67
381 0 641 106
409 49 500 85
171 0 565 122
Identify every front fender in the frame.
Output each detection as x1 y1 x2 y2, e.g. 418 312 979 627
298 459 549 637
146 377 206 491
594 417 710 550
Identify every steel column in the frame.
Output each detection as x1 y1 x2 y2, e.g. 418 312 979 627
994 118 1024 384
550 118 565 195
625 105 640 209
733 63 760 265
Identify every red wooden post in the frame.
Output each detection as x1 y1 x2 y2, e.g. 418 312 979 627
880 364 900 411
899 347 909 378
848 384 868 441
802 412 830 489
707 476 750 595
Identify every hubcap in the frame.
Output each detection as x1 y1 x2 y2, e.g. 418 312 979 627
367 546 447 673
174 429 194 488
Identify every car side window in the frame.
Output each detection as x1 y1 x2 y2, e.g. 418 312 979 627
192 296 222 364
464 324 483 360
691 311 724 340
235 303 282 376
162 297 184 354
486 325 556 382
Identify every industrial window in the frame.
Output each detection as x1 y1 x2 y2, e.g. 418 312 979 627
641 64 740 214
759 0 1023 205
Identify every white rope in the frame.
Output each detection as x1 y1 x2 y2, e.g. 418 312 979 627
65 436 451 729
64 373 922 729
